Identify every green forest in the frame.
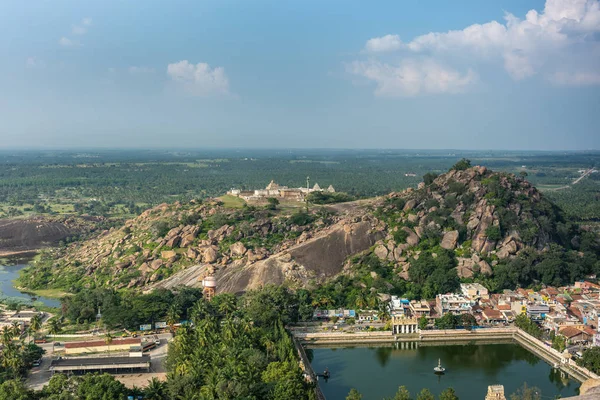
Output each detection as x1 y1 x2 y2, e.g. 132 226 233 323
0 149 598 222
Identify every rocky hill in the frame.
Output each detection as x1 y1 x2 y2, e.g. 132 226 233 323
19 165 600 296
0 216 103 257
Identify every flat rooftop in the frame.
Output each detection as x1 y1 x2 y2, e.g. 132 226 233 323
50 356 151 372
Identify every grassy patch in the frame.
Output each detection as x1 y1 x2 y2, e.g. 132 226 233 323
218 195 246 209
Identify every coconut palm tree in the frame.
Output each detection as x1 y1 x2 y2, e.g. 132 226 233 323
11 321 21 339
166 305 180 332
143 377 166 400
1 326 13 345
217 293 237 316
30 314 42 333
104 332 113 353
48 318 62 335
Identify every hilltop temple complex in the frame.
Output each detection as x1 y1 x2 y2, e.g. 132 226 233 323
227 180 335 202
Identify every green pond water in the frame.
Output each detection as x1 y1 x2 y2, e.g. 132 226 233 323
309 342 579 400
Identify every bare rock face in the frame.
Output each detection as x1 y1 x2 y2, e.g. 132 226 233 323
180 234 196 248
478 260 492 275
151 259 163 270
414 226 424 239
403 199 417 212
497 238 519 259
186 248 198 259
374 244 389 260
398 262 410 280
402 227 420 247
166 236 181 248
456 257 475 278
161 250 177 259
247 248 268 262
230 242 247 257
203 247 218 263
440 230 459 250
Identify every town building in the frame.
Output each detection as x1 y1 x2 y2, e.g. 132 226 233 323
526 303 550 320
392 316 419 334
409 300 431 318
435 294 472 315
485 385 507 400
461 283 489 300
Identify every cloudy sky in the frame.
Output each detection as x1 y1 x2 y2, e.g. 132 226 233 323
1 0 599 150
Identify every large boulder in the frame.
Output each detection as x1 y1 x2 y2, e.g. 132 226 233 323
161 250 177 259
440 230 459 250
478 260 492 275
166 235 181 248
203 247 219 263
230 242 247 257
456 257 475 278
180 234 196 248
374 244 389 260
402 227 420 247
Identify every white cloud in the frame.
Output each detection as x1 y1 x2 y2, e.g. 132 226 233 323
167 60 230 96
25 56 45 69
128 66 155 74
365 34 403 52
362 0 600 86
549 71 600 85
347 59 477 97
72 17 93 35
59 37 79 47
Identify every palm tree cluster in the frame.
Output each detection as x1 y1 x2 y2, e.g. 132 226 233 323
0 315 44 383
165 289 314 400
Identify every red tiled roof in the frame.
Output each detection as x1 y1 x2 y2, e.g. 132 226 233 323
543 287 559 296
65 338 141 349
559 326 589 339
482 308 504 320
568 306 583 322
497 304 511 311
583 326 597 336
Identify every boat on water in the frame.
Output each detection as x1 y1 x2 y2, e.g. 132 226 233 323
434 358 445 374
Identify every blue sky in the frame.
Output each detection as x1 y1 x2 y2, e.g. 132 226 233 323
1 0 599 150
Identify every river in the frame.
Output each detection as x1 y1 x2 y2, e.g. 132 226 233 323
309 343 579 400
0 262 61 308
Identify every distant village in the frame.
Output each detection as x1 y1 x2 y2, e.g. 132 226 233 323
227 180 335 202
313 281 600 351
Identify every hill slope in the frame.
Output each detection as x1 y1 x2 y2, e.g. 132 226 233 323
19 166 600 296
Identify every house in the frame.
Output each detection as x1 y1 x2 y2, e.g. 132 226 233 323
436 294 472 315
558 326 592 344
358 311 378 322
461 283 489 300
526 303 550 320
389 296 410 317
481 308 506 324
409 300 431 318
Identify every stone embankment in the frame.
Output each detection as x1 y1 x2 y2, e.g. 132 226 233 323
293 327 600 383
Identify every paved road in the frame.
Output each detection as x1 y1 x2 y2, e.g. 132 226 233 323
27 342 55 391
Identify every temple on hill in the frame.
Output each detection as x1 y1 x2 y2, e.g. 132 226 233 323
227 180 335 201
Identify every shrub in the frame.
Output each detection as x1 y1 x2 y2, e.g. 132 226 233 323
486 225 502 241
450 158 471 171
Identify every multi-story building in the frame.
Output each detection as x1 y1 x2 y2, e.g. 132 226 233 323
460 283 489 300
436 294 472 315
526 303 550 320
409 300 431 318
